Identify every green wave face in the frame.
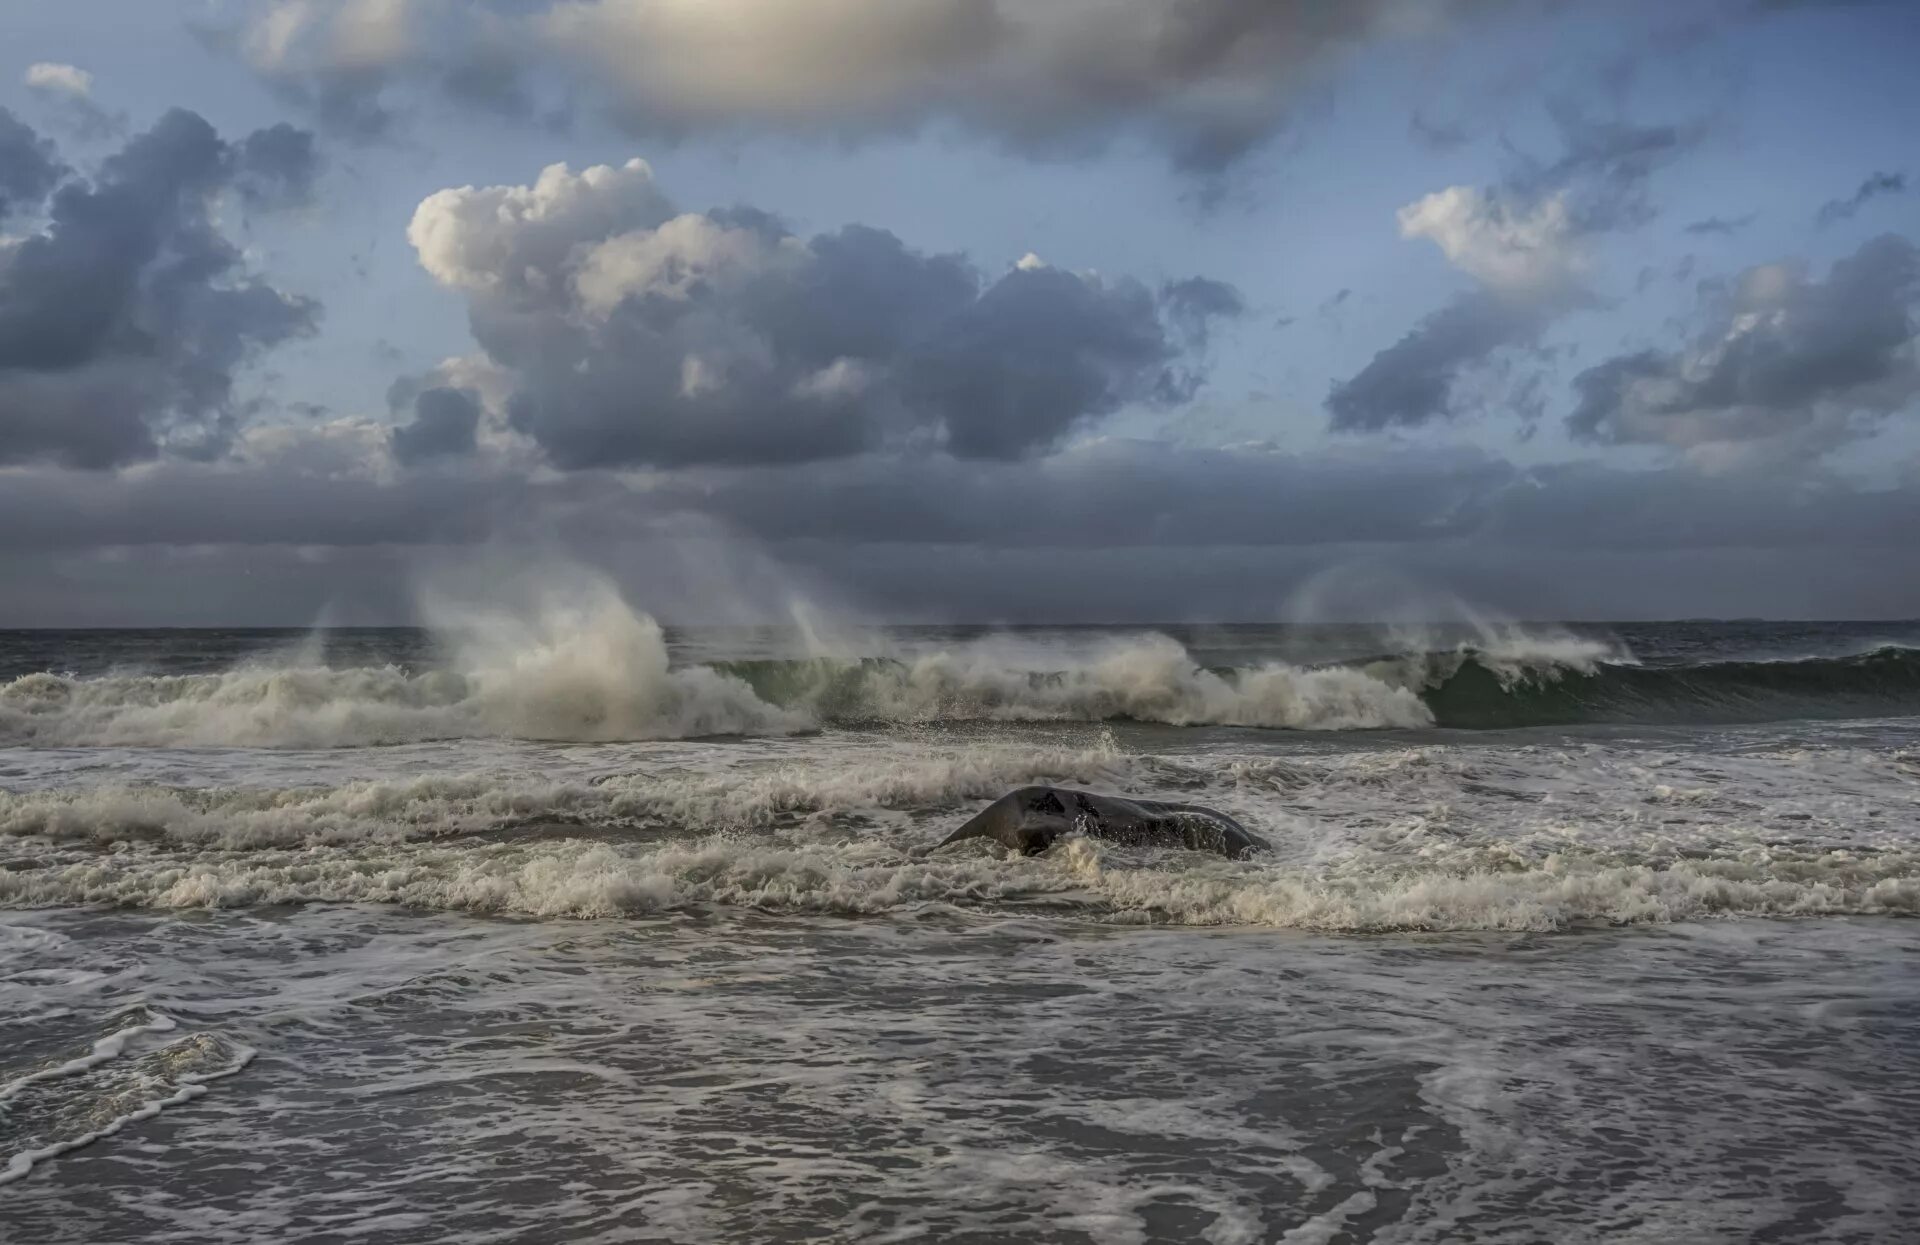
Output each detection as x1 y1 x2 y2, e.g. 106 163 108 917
1418 646 1920 729
713 646 1920 730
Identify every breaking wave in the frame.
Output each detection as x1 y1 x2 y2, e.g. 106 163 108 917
5 832 1914 931
3 598 1918 747
0 591 808 748
4 739 1917 931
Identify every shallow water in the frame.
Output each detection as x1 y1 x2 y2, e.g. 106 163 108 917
3 910 1916 1243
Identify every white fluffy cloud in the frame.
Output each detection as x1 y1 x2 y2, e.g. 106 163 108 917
405 158 1241 468
1398 185 1581 296
23 62 94 98
408 157 674 293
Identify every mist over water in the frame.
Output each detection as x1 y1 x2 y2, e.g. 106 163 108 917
5 582 1916 748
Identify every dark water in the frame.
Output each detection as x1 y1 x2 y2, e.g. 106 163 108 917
8 618 1918 675
3 910 1917 1243
3 617 1919 1241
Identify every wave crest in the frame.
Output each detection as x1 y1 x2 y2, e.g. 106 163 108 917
6 605 1920 747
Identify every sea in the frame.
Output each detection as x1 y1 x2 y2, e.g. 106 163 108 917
3 602 1918 1243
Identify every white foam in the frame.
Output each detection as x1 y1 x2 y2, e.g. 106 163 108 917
0 740 1131 849
0 1009 177 1104
0 1030 254 1187
804 633 1435 729
4 825 1913 931
5 729 1916 931
0 585 805 748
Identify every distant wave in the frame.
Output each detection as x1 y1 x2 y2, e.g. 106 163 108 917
0 593 808 747
4 608 1918 747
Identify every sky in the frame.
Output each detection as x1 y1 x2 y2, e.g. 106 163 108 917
1 0 1917 625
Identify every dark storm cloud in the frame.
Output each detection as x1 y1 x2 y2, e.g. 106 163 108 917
7 437 1920 566
391 387 482 465
0 107 63 218
410 160 1238 468
1569 233 1920 451
634 443 1520 550
217 0 1513 173
1816 171 1908 227
0 109 320 468
233 122 323 208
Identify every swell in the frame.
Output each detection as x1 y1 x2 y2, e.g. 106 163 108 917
1416 645 1920 729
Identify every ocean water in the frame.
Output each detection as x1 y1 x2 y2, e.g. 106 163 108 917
3 607 1919 1242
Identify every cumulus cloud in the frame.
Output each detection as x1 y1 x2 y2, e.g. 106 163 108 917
1396 186 1582 296
0 108 321 468
215 0 1505 171
1816 170 1907 227
406 158 1240 468
23 62 93 97
1568 233 1920 462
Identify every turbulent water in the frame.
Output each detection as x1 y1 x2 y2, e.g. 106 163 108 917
4 608 1919 1241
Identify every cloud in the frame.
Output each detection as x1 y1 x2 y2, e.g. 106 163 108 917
20 430 1919 560
0 108 64 218
1568 233 1920 462
23 62 93 98
1327 186 1585 432
1160 276 1247 349
1328 292 1551 432
390 386 481 464
407 158 1239 468
1326 108 1692 433
11 434 1920 622
0 108 321 468
1816 170 1907 227
1396 186 1581 296
22 61 125 141
1683 213 1756 237
233 122 324 208
217 0 1507 171
1515 109 1693 233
